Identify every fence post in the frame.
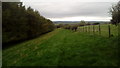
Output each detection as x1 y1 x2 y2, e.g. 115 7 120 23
86 26 87 32
93 25 95 35
87 25 88 32
88 25 90 33
99 24 101 35
83 26 84 32
90 25 91 33
80 27 81 32
84 26 85 32
93 25 95 39
108 24 111 38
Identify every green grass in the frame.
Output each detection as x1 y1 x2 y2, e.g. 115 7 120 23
3 25 118 66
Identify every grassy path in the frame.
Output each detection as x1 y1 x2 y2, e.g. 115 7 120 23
3 29 118 66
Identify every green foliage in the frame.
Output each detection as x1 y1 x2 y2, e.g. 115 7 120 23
55 24 64 28
110 1 120 25
2 2 55 47
79 20 86 26
3 29 118 66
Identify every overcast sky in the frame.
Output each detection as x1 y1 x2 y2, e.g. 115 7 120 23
21 0 119 21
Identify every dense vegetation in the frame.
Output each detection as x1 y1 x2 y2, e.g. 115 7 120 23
110 1 120 25
3 26 118 66
2 2 55 48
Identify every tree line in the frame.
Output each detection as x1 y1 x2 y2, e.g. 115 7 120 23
2 2 55 48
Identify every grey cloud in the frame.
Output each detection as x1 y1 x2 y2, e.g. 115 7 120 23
23 2 116 18
2 0 20 2
21 0 119 2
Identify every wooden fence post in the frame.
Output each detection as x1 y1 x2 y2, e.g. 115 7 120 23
83 26 84 32
89 25 90 33
84 26 86 32
99 24 101 35
93 25 95 35
108 24 111 38
80 27 81 32
93 25 95 39
86 26 87 32
87 26 88 32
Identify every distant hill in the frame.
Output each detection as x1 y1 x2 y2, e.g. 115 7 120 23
53 21 110 24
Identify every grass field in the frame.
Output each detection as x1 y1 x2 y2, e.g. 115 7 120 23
3 24 118 66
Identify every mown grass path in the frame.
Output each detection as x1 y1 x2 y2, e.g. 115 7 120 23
3 29 118 66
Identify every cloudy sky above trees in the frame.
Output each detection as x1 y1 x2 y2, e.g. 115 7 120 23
20 0 119 21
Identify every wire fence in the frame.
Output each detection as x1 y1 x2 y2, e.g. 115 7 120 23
78 24 118 38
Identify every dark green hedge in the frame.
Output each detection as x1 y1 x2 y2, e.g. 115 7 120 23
2 2 55 48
